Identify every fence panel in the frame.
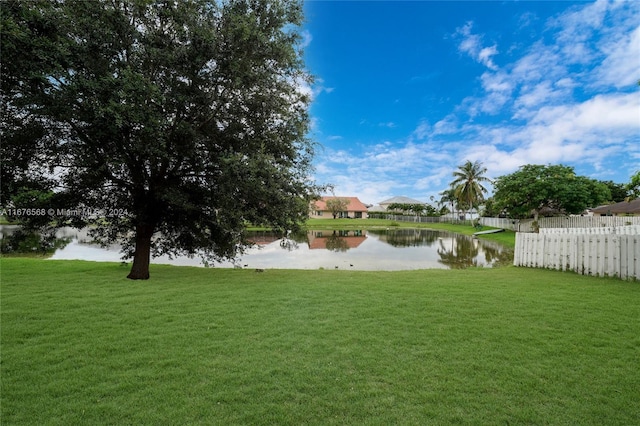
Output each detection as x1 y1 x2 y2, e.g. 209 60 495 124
619 236 640 280
373 215 640 231
479 217 515 229
514 233 640 280
538 216 640 229
539 225 640 235
480 216 640 232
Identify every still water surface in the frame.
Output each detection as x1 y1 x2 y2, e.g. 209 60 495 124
0 226 513 271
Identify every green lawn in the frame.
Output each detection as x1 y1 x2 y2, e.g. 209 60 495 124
2 258 639 424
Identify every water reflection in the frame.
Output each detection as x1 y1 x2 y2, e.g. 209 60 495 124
438 233 481 269
307 230 366 252
368 228 442 247
0 225 71 256
368 229 513 269
1 226 513 270
237 229 513 270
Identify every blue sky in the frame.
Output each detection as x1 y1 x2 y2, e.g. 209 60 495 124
300 0 640 205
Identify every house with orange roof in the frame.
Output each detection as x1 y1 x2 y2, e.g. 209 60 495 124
310 196 369 219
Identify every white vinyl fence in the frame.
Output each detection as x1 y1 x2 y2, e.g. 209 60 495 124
480 216 640 232
535 216 640 229
514 232 640 280
478 217 519 230
539 225 640 235
369 215 640 231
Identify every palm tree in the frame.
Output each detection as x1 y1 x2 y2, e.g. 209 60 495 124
439 187 458 221
450 160 491 221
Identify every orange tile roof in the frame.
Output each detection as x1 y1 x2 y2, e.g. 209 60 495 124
313 196 368 212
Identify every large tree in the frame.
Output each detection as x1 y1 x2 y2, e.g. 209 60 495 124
450 160 490 219
1 0 321 279
493 164 610 221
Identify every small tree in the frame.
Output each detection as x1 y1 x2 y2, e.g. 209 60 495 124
409 204 427 215
439 188 458 220
424 204 439 217
325 197 350 219
386 203 404 213
481 197 501 217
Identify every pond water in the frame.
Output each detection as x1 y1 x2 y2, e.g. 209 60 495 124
1 226 513 271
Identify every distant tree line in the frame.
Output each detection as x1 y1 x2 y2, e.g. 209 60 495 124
385 203 440 216
439 161 637 221
371 162 635 223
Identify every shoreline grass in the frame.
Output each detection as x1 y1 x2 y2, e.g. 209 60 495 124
2 258 639 424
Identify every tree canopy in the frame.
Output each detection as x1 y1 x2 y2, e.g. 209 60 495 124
1 0 321 279
600 180 630 203
492 164 610 220
627 171 640 200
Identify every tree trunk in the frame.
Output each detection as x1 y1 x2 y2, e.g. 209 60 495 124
127 223 154 280
532 210 540 233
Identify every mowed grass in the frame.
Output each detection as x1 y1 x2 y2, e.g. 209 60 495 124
2 259 639 425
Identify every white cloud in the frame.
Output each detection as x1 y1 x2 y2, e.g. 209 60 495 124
478 45 499 70
510 44 565 85
414 166 453 191
529 93 639 134
455 21 499 70
323 149 353 165
311 78 334 98
593 25 640 88
513 79 575 119
481 71 513 93
517 11 538 29
299 29 313 49
432 115 459 135
516 81 555 108
463 92 638 174
551 0 608 43
412 120 431 140
472 147 524 177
